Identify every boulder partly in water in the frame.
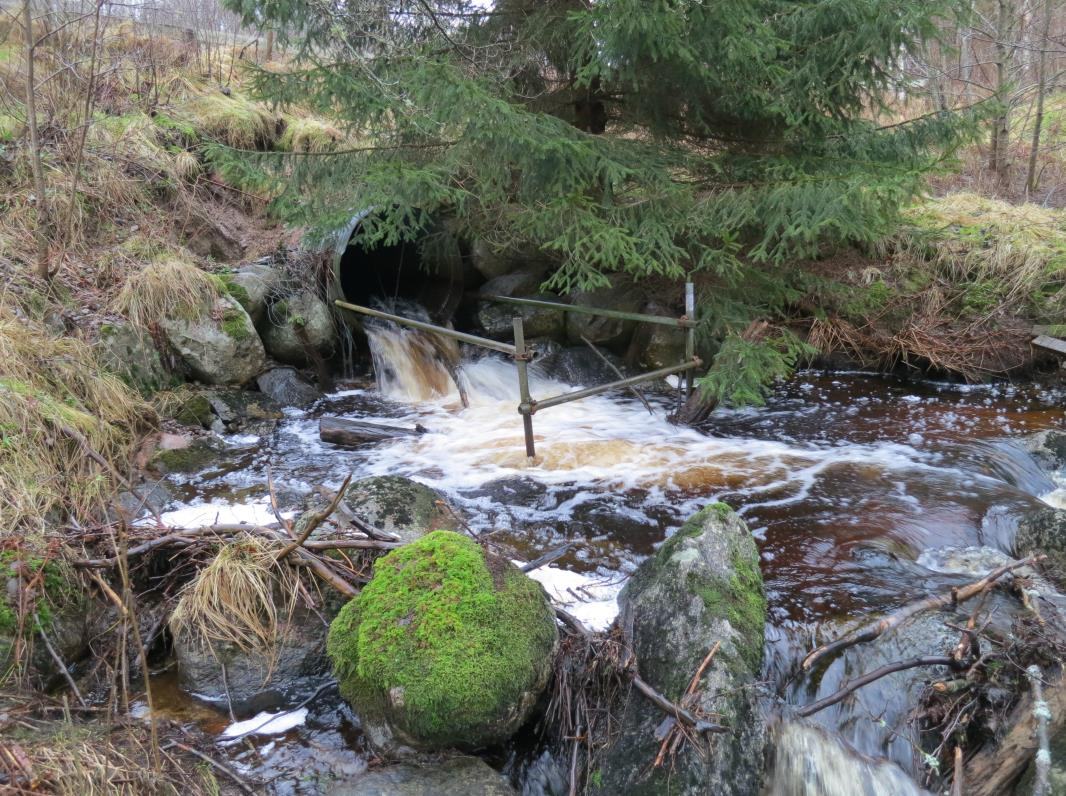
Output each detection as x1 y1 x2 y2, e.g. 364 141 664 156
327 531 558 752
591 503 768 796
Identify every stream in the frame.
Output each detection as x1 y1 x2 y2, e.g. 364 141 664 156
148 321 1066 794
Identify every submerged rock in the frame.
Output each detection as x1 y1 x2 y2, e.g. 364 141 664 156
257 366 322 408
591 503 768 796
327 531 558 752
343 476 459 544
262 291 335 367
160 296 266 386
328 756 516 796
767 720 932 796
533 344 632 387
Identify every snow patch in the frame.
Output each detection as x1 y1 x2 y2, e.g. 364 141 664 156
221 708 308 739
520 564 622 632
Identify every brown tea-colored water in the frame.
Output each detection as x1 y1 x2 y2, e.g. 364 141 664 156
158 334 1065 793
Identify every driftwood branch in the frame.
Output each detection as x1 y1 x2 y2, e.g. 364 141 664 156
34 612 86 708
803 555 1043 670
795 656 955 718
319 417 427 447
313 485 400 542
522 544 572 572
579 334 653 415
630 673 729 734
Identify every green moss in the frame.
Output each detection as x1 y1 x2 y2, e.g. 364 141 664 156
327 530 557 748
173 393 214 427
221 308 253 341
215 274 251 307
660 504 766 674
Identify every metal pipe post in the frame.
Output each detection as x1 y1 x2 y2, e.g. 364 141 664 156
684 281 696 397
483 294 698 328
512 317 536 459
334 300 518 356
531 360 699 413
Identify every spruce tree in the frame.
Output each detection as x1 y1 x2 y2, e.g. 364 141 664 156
218 0 979 404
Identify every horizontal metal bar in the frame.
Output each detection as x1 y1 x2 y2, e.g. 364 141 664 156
481 295 698 329
531 360 700 413
335 300 518 356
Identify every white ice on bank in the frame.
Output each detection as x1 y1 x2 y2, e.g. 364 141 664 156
141 499 293 529
519 563 622 632
221 708 308 739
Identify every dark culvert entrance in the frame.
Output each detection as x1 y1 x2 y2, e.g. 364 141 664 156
334 214 472 322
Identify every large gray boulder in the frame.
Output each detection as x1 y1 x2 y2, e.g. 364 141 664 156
591 503 768 796
257 367 323 408
343 476 460 544
172 604 328 711
565 281 643 351
97 321 175 394
160 296 266 386
328 757 515 796
477 292 566 342
262 291 336 367
626 301 688 370
470 239 551 282
224 262 283 326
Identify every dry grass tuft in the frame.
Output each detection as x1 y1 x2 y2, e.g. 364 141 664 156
177 92 279 149
888 192 1066 310
278 116 344 153
0 721 221 795
112 252 220 328
0 300 156 537
170 534 301 672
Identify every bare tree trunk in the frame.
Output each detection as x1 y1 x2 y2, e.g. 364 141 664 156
989 0 1014 193
264 29 274 62
65 0 104 240
22 0 50 282
1026 0 1054 195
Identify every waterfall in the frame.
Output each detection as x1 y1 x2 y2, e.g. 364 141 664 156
364 303 463 402
767 721 933 796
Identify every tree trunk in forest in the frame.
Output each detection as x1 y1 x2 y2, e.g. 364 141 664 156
264 29 274 62
989 0 1014 193
22 0 50 282
1026 0 1054 195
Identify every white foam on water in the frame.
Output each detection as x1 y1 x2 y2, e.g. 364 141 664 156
221 708 308 739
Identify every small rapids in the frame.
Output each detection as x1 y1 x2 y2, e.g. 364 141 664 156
160 316 1066 793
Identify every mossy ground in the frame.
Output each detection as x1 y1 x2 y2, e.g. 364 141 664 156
327 530 557 748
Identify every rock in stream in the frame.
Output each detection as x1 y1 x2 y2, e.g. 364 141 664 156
591 502 768 796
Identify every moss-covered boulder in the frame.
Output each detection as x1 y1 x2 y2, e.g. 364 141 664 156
262 291 335 367
223 262 283 327
1016 506 1066 589
343 476 459 544
0 554 97 686
97 321 176 395
160 295 266 386
328 756 516 795
327 531 558 752
591 503 768 796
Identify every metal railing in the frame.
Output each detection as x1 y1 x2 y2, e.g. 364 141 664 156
335 281 700 459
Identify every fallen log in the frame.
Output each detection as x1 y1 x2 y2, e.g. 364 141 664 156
319 417 427 447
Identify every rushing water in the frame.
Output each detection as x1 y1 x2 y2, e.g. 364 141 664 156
156 320 1066 794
